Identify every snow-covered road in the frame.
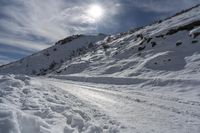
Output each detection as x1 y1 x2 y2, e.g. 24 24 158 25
1 75 200 133
46 78 200 133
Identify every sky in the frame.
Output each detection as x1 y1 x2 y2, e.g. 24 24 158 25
0 0 200 65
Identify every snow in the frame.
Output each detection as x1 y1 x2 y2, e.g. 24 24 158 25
1 75 200 133
0 5 200 133
0 75 120 133
190 26 200 38
0 34 106 75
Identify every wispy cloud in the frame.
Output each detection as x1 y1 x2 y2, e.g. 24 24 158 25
0 55 16 65
1 0 71 42
0 0 118 52
0 0 119 42
125 0 200 13
0 37 49 52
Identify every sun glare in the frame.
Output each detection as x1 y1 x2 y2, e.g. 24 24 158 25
87 4 104 20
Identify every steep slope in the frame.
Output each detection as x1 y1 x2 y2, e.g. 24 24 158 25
0 34 106 75
49 5 200 79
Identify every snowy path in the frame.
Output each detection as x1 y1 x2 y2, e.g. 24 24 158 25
46 78 200 133
1 75 200 133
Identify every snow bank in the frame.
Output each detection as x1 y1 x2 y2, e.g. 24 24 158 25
0 104 51 133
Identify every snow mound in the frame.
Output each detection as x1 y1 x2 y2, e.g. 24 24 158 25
0 105 50 133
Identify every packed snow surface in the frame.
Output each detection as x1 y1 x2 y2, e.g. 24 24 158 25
1 5 200 133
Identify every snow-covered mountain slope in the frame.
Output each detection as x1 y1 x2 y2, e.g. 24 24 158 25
0 34 106 75
47 5 200 81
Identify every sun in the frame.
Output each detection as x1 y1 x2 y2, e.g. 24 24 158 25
87 4 104 20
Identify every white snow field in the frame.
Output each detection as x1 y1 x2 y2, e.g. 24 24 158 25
1 4 200 133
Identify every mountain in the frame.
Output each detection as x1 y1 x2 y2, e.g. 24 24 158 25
0 34 106 75
0 5 200 133
1 5 200 80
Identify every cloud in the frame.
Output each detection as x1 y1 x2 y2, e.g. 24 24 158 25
0 55 16 65
0 37 49 52
0 0 119 48
0 0 119 42
123 0 200 13
1 0 70 41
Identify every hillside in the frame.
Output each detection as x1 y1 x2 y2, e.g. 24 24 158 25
49 5 200 83
0 34 106 75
